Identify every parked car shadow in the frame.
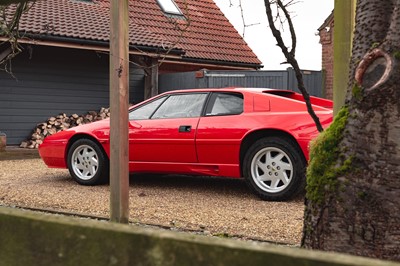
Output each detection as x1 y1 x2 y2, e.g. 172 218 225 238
128 174 256 200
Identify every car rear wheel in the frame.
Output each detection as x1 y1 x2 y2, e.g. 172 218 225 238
67 138 109 185
243 137 306 201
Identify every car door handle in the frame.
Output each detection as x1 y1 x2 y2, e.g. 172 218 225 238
179 125 192 132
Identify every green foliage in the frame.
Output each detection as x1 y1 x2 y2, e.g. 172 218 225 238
352 83 362 100
357 191 367 200
306 107 351 205
393 51 400 60
213 232 231 238
371 42 380 49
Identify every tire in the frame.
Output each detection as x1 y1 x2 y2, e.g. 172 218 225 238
243 137 306 201
67 138 109 185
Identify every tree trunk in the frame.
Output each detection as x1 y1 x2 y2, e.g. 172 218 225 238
302 0 400 262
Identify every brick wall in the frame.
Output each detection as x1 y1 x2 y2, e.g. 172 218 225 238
319 15 334 100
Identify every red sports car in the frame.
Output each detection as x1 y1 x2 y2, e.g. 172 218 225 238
39 88 333 201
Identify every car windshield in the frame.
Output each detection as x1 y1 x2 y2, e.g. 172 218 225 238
129 97 166 120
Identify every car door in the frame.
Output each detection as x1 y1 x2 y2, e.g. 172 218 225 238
196 92 246 165
128 92 208 164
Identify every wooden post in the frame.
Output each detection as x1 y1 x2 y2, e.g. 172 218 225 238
139 56 159 100
149 58 159 98
333 0 356 115
109 0 129 223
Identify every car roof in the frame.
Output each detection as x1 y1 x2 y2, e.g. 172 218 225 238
162 87 292 94
157 87 333 110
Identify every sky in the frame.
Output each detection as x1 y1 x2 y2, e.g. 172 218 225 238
213 0 334 70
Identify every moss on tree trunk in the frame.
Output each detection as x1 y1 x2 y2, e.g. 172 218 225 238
302 0 400 262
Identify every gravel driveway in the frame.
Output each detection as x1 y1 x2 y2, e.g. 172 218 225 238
0 158 305 245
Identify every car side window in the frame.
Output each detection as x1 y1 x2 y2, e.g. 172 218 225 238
205 92 243 116
129 96 166 120
151 93 208 119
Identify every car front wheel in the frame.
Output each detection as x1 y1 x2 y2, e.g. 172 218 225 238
67 138 109 185
243 137 306 201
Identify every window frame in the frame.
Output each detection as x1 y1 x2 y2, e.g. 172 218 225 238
156 0 183 16
151 92 208 119
129 96 167 121
204 92 244 117
129 92 209 121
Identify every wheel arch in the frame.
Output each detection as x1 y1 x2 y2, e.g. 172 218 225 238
239 129 306 177
65 134 108 166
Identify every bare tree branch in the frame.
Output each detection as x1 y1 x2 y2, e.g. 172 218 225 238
276 0 296 56
264 0 324 132
0 0 34 71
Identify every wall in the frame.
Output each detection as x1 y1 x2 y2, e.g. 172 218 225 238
319 14 334 100
0 45 144 145
0 207 396 266
159 69 323 97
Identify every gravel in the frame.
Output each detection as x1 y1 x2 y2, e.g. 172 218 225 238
0 158 305 245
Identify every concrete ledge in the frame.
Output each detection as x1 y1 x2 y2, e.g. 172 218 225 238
0 146 39 161
0 207 397 266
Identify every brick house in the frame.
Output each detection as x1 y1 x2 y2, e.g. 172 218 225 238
318 11 334 100
0 0 262 145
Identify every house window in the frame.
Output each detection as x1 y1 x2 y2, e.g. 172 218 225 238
157 0 183 16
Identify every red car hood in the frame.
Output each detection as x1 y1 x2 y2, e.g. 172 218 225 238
69 119 111 134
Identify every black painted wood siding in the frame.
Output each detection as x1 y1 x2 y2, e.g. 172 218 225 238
0 46 144 145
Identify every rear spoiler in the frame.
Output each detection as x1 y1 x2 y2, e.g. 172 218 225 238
307 95 333 109
263 90 333 109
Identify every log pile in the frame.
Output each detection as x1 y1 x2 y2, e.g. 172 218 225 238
20 107 110 149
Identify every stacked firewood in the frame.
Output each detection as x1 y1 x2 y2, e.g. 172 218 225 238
20 107 110 149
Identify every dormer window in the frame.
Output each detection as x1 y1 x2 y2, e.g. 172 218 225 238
157 0 183 16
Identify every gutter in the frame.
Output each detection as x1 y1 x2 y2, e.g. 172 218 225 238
17 33 186 57
2 34 263 69
176 57 263 70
